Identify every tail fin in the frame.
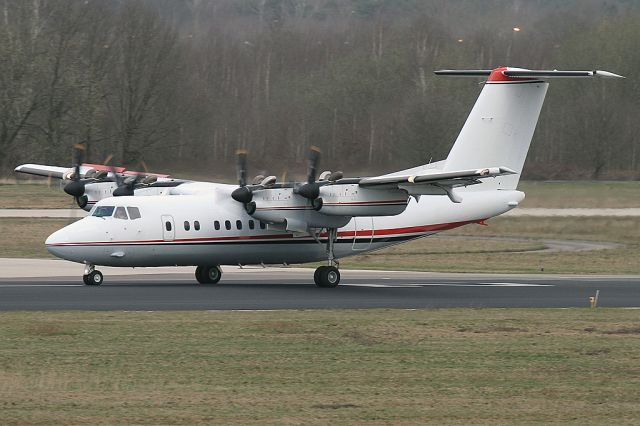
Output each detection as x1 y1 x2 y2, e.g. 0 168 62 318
437 67 623 189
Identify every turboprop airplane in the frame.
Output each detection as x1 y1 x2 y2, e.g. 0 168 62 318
15 66 623 287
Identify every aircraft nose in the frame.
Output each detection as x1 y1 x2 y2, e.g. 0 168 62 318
45 228 70 258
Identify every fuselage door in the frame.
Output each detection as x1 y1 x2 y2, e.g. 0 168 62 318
161 215 175 241
352 217 374 251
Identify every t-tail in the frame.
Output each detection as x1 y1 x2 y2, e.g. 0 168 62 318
435 66 624 190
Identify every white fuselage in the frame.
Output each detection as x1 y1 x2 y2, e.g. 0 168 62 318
45 183 524 267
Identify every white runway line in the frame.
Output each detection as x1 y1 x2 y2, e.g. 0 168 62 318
342 282 554 288
0 284 84 287
505 208 640 217
478 282 554 287
0 209 89 218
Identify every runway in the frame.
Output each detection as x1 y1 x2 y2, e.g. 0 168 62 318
0 264 638 310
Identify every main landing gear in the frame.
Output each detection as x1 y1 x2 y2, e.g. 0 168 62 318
314 228 341 288
82 263 103 286
195 265 222 284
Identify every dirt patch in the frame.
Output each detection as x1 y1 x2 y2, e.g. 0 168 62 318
311 403 360 410
602 327 640 335
25 324 75 337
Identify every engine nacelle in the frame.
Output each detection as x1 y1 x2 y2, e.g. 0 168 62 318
316 184 409 217
248 188 350 232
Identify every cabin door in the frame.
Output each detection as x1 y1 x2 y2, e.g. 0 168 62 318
352 217 374 251
161 215 175 241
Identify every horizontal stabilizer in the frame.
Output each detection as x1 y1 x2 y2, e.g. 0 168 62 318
435 67 625 79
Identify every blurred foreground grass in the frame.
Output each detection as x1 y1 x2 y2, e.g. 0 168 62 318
1 309 639 425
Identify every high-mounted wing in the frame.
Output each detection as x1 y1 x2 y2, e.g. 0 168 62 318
434 67 624 79
14 145 182 211
14 164 78 180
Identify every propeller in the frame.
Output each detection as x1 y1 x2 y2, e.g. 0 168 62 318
63 144 89 208
112 171 146 197
295 146 322 200
110 157 150 197
231 150 254 204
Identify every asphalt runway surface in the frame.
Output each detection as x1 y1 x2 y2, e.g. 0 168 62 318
0 267 638 310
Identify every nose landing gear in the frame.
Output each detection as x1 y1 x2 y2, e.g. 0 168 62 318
314 228 341 288
82 263 103 286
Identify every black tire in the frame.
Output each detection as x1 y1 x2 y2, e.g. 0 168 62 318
314 266 326 286
82 274 90 285
315 266 340 288
88 270 103 286
195 266 205 284
198 265 222 284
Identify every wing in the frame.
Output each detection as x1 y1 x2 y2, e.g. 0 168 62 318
14 163 169 180
357 166 517 203
14 164 74 180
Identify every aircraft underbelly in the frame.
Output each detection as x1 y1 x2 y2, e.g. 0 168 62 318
81 239 393 267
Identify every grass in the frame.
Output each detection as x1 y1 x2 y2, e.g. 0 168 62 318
0 218 76 258
345 216 640 274
0 309 639 425
3 180 640 209
0 182 71 209
517 180 640 208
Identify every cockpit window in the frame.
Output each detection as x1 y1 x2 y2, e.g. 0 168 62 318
127 207 141 220
114 207 128 220
92 206 115 217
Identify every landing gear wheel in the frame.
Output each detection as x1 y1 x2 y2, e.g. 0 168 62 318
196 265 222 284
84 270 103 286
314 266 340 288
314 266 326 285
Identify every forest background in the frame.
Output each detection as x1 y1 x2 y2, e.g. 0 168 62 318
1 0 638 180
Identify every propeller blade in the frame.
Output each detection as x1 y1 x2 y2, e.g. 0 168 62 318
232 150 254 204
72 143 86 181
307 146 321 184
296 146 322 200
64 144 87 197
236 149 248 187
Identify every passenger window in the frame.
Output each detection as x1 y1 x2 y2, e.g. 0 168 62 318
225 220 231 230
127 207 141 220
114 207 128 220
214 221 220 231
236 220 242 230
184 221 190 231
249 220 255 230
93 206 115 217
165 221 172 231
260 222 266 230
194 221 200 231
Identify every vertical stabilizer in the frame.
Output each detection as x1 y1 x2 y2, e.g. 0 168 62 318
436 66 623 189
442 67 547 189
